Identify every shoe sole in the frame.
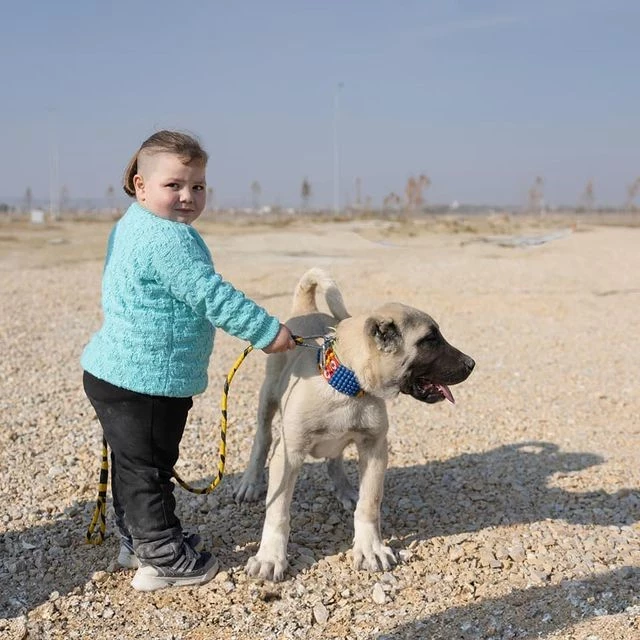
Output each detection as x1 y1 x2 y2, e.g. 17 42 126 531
131 559 219 592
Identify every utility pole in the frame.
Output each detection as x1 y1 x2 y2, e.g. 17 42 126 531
48 108 59 220
333 82 344 214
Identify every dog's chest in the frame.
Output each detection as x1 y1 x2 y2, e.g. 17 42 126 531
305 397 387 459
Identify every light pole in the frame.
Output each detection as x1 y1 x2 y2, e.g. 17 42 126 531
333 82 344 214
48 108 59 220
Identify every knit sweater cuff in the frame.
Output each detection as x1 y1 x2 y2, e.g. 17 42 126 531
250 315 281 350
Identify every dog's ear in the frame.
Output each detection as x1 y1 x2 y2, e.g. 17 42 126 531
366 316 403 353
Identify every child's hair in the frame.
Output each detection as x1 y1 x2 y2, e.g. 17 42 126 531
123 130 209 197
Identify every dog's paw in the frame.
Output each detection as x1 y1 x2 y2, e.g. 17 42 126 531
245 553 288 582
352 540 397 572
234 473 266 503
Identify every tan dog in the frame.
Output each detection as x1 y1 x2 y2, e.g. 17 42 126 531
235 268 474 581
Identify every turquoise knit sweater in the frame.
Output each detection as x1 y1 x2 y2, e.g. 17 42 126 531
81 202 280 397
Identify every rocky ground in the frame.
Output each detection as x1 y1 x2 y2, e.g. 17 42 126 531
0 213 638 639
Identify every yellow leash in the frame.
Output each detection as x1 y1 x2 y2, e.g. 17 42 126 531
86 438 109 545
172 344 254 495
86 335 319 545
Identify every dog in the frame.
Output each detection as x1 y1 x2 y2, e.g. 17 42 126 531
235 268 474 581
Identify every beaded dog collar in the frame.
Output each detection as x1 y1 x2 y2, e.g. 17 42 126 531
317 338 364 397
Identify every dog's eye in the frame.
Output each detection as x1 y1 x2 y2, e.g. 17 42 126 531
418 331 439 346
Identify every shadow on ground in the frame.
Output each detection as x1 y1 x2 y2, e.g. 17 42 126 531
1 441 637 622
371 566 639 640
382 441 639 541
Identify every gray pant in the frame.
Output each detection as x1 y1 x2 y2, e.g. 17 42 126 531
83 371 192 566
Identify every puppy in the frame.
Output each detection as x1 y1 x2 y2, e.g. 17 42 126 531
235 268 474 581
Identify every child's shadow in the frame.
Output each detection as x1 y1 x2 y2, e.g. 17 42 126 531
0 501 117 619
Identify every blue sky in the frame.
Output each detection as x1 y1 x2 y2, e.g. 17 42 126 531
1 1 639 208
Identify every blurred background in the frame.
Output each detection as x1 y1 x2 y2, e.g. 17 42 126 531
1 0 639 218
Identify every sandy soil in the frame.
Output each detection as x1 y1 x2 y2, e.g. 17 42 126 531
0 213 638 639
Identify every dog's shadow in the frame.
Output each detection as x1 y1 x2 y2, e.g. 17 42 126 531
220 439 638 571
382 440 639 541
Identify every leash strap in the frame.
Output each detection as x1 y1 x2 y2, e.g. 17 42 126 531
85 437 108 545
173 343 253 494
174 335 323 493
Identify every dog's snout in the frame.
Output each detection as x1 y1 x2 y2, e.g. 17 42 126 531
463 355 475 372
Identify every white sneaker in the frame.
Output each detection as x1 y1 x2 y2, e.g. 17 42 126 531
117 532 203 569
131 547 218 591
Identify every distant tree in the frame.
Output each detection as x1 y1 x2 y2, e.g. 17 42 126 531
23 187 33 214
207 187 215 213
59 185 70 213
251 180 261 210
106 185 116 212
383 192 401 217
415 174 431 209
625 177 640 210
404 176 416 214
354 177 362 208
579 179 595 210
301 177 312 210
528 176 545 214
403 174 431 219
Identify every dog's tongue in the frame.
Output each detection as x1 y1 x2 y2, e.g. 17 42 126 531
438 384 455 404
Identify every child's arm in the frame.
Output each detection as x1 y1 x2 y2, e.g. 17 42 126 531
151 227 294 350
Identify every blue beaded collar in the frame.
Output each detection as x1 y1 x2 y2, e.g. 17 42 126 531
317 338 364 397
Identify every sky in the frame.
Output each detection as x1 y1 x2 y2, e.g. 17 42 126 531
1 0 639 209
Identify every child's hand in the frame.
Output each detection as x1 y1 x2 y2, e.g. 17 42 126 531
262 324 297 354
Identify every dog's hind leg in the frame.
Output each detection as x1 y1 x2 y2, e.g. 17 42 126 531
352 434 397 572
326 454 359 510
235 378 279 503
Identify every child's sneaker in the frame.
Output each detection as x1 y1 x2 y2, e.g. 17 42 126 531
131 544 218 591
117 532 203 569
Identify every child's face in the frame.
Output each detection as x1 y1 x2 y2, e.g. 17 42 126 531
133 153 207 224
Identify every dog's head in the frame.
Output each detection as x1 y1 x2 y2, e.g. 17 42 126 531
337 303 474 403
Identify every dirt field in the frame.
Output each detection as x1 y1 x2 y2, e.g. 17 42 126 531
0 213 638 639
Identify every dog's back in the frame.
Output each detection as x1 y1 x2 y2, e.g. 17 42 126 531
291 268 350 321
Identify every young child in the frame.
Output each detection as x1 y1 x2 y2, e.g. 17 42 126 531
82 130 296 591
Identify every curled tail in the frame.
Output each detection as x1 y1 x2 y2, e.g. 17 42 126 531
291 268 350 321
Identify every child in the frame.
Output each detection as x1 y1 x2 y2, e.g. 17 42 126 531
82 130 296 591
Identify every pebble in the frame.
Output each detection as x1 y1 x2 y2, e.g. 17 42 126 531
312 602 329 625
372 583 387 605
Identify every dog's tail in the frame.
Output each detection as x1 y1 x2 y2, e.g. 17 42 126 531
291 268 350 321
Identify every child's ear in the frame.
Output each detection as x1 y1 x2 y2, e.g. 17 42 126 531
133 174 145 199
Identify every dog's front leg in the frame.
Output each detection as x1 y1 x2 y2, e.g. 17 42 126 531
245 437 304 582
352 435 396 572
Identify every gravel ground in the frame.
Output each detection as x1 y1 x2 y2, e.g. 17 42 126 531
0 215 638 640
